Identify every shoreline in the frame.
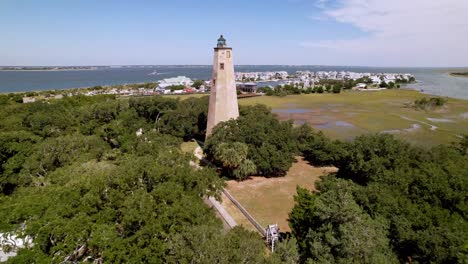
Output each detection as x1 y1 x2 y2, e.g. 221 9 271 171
2 85 466 103
1 76 467 101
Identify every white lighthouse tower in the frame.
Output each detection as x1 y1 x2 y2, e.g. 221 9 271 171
206 35 239 138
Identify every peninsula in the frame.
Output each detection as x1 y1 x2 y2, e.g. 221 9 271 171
0 66 106 71
450 72 468 78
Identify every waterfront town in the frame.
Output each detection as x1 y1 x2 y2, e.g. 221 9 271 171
20 70 416 103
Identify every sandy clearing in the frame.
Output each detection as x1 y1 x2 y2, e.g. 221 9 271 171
223 157 337 232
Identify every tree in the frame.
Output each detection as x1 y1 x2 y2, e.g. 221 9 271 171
141 82 158 89
379 81 388 88
205 105 297 176
169 84 185 91
344 80 354 89
289 182 398 263
454 134 468 155
91 85 104 90
270 237 300 264
168 226 265 263
129 96 179 125
158 97 209 141
335 134 414 185
413 97 447 110
22 134 109 179
297 125 347 166
0 131 41 194
213 142 256 180
23 102 77 137
354 77 372 85
332 84 342 93
192 79 205 89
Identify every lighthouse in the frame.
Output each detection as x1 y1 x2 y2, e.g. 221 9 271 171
206 35 239 138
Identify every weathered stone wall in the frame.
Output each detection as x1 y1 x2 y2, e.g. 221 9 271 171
206 47 239 138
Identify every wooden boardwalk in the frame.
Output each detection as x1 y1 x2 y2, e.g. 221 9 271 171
192 143 265 236
223 189 266 236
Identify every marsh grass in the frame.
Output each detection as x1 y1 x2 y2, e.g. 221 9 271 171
240 90 468 145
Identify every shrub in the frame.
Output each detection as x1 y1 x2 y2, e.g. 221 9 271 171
414 97 447 110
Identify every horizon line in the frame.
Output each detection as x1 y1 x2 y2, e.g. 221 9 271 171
2 64 468 69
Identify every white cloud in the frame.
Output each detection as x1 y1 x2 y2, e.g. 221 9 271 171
303 0 468 66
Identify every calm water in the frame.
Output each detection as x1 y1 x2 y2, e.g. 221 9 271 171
1 65 467 99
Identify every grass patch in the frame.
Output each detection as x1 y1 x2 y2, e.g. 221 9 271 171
165 94 208 100
222 157 337 232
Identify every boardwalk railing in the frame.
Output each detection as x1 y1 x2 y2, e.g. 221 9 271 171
222 189 266 237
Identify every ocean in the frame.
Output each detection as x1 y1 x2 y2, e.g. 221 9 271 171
1 65 467 99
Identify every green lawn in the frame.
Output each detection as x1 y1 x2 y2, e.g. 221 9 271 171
165 94 208 100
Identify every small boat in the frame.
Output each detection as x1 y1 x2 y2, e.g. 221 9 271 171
148 71 158 76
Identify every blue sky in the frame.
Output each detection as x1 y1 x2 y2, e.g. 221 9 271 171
1 0 467 67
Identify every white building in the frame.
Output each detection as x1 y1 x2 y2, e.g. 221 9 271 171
158 76 193 88
356 83 367 88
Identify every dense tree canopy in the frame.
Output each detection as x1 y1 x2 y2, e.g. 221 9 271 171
0 95 272 263
293 131 468 263
1 93 466 263
157 97 208 141
204 104 297 177
290 182 398 263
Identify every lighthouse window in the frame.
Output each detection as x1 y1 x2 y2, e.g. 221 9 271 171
220 63 224 70
227 51 231 58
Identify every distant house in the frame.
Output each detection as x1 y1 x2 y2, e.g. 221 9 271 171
158 76 193 89
155 87 166 94
356 83 367 89
22 97 36 103
198 85 206 93
371 76 381 84
183 87 195 93
238 82 257 93
275 71 288 79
